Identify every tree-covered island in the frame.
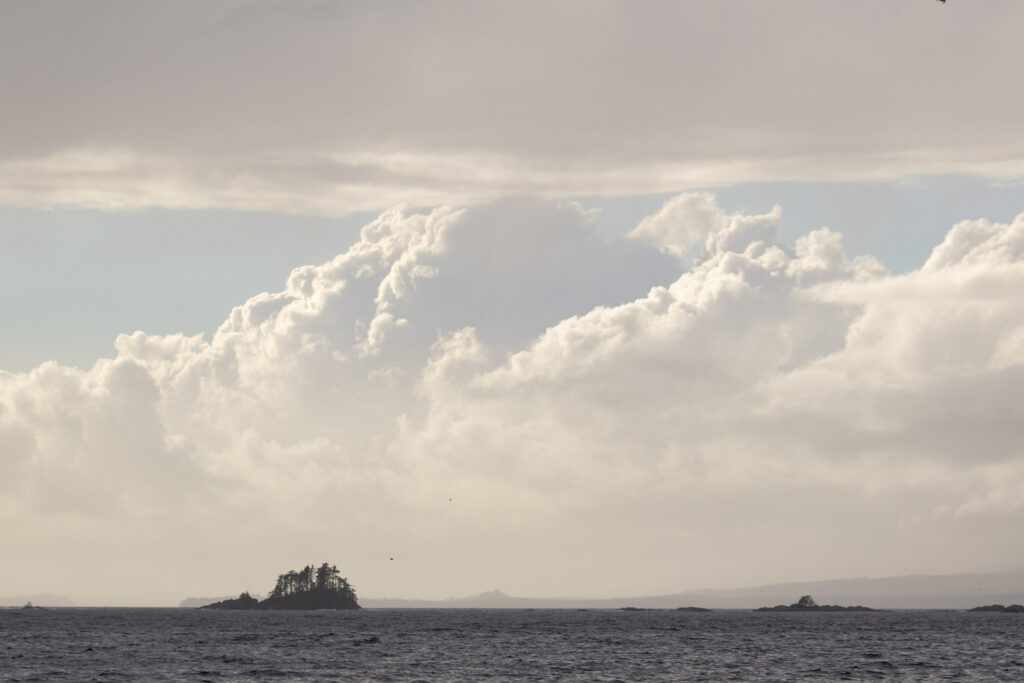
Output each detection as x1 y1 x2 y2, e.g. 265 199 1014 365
755 595 874 612
202 563 359 610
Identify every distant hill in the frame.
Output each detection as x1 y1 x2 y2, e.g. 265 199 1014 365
672 570 1024 610
361 570 1024 610
0 594 76 607
363 590 533 609
362 589 711 610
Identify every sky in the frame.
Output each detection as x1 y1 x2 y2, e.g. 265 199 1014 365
2 0 1024 606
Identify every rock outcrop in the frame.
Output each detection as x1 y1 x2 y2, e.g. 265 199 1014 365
756 595 874 612
968 604 1024 613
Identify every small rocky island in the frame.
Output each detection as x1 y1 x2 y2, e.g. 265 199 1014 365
968 604 1024 613
756 595 874 612
202 563 359 610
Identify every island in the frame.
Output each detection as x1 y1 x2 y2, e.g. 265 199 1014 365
755 595 874 612
968 604 1024 613
202 563 359 610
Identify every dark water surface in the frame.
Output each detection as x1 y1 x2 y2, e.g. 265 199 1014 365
3 608 1023 681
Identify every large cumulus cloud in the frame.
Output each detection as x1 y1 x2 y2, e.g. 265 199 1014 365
2 195 1024 601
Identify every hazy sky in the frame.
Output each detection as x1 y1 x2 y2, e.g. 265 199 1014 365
2 0 1024 606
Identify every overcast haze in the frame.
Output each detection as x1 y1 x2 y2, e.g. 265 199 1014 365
2 0 1024 606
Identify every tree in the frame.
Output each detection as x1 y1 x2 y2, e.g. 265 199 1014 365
268 562 357 604
298 565 314 593
796 595 818 608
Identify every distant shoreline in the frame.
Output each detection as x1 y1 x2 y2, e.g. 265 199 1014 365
8 605 1024 613
18 568 1024 610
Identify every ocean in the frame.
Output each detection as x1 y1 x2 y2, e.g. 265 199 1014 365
3 607 1022 681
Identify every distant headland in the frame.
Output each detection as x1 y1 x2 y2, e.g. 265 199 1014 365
755 595 875 612
202 563 359 610
968 604 1024 613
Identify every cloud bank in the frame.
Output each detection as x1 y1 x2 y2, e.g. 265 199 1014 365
3 1 1024 213
2 194 1023 603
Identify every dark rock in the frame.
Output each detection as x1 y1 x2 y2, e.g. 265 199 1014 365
201 592 259 610
968 604 1024 613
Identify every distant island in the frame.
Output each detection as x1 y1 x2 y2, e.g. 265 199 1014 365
0 594 75 608
618 606 711 612
202 563 359 610
756 595 874 612
968 604 1024 613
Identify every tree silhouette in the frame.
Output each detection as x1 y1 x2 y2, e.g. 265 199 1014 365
209 562 358 610
264 562 357 607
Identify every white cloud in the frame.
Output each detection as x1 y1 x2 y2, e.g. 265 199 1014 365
3 195 1024 602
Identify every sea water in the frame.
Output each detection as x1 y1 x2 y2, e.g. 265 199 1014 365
3 607 1023 681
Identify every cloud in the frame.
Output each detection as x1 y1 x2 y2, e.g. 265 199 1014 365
3 1 1024 212
0 358 196 517
628 191 783 260
3 194 1024 601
